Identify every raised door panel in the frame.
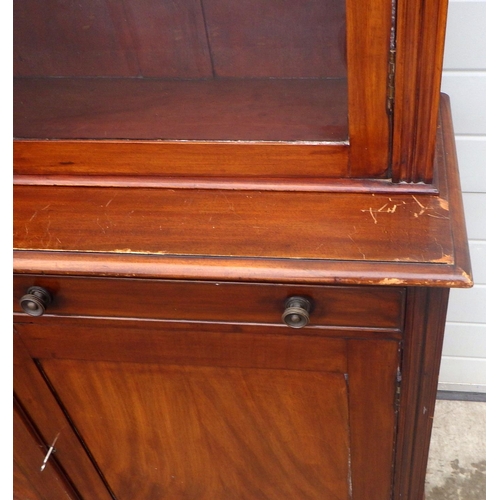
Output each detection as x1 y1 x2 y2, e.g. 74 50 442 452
41 361 351 499
16 317 400 500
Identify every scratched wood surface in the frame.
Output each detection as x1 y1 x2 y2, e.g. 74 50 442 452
13 98 472 287
13 185 453 263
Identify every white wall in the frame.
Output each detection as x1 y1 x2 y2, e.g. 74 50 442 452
439 0 486 393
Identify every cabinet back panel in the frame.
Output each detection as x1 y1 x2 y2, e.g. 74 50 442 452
203 0 346 78
14 0 345 79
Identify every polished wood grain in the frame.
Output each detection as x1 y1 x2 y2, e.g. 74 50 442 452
13 77 348 142
15 318 349 371
13 139 349 180
13 0 395 182
14 0 141 77
13 96 471 287
347 339 400 499
14 398 80 500
40 360 352 500
11 182 455 263
346 0 392 178
13 0 454 185
393 287 450 500
392 0 449 183
13 333 112 499
437 95 473 282
117 0 213 78
13 174 441 194
14 0 213 78
13 2 471 498
13 275 405 331
15 315 400 500
12 249 472 291
14 0 345 79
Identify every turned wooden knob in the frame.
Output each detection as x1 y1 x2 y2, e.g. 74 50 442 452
282 296 311 328
20 286 52 317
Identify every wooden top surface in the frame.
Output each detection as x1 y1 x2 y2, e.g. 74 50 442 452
13 96 472 287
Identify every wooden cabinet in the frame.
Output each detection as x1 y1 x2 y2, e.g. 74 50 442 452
15 312 400 499
13 1 472 499
14 0 448 186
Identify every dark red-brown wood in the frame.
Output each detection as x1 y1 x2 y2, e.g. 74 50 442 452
13 78 348 143
345 0 392 178
14 96 471 288
202 0 346 78
391 0 450 183
13 0 398 183
13 2 472 498
14 0 346 79
12 183 456 269
13 139 349 180
41 360 353 499
14 398 81 500
13 333 112 499
13 275 405 331
393 287 450 500
15 315 400 500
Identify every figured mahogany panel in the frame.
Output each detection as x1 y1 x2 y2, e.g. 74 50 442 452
13 275 405 331
40 359 352 499
13 333 112 499
16 315 400 500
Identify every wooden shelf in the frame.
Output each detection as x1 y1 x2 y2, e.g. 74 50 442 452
14 77 348 142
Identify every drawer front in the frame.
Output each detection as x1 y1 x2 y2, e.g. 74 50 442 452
13 275 405 330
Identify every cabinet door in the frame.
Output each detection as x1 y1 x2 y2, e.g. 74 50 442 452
14 398 79 500
13 0 393 181
15 316 400 500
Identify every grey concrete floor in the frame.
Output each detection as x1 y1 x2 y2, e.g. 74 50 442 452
425 399 486 499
